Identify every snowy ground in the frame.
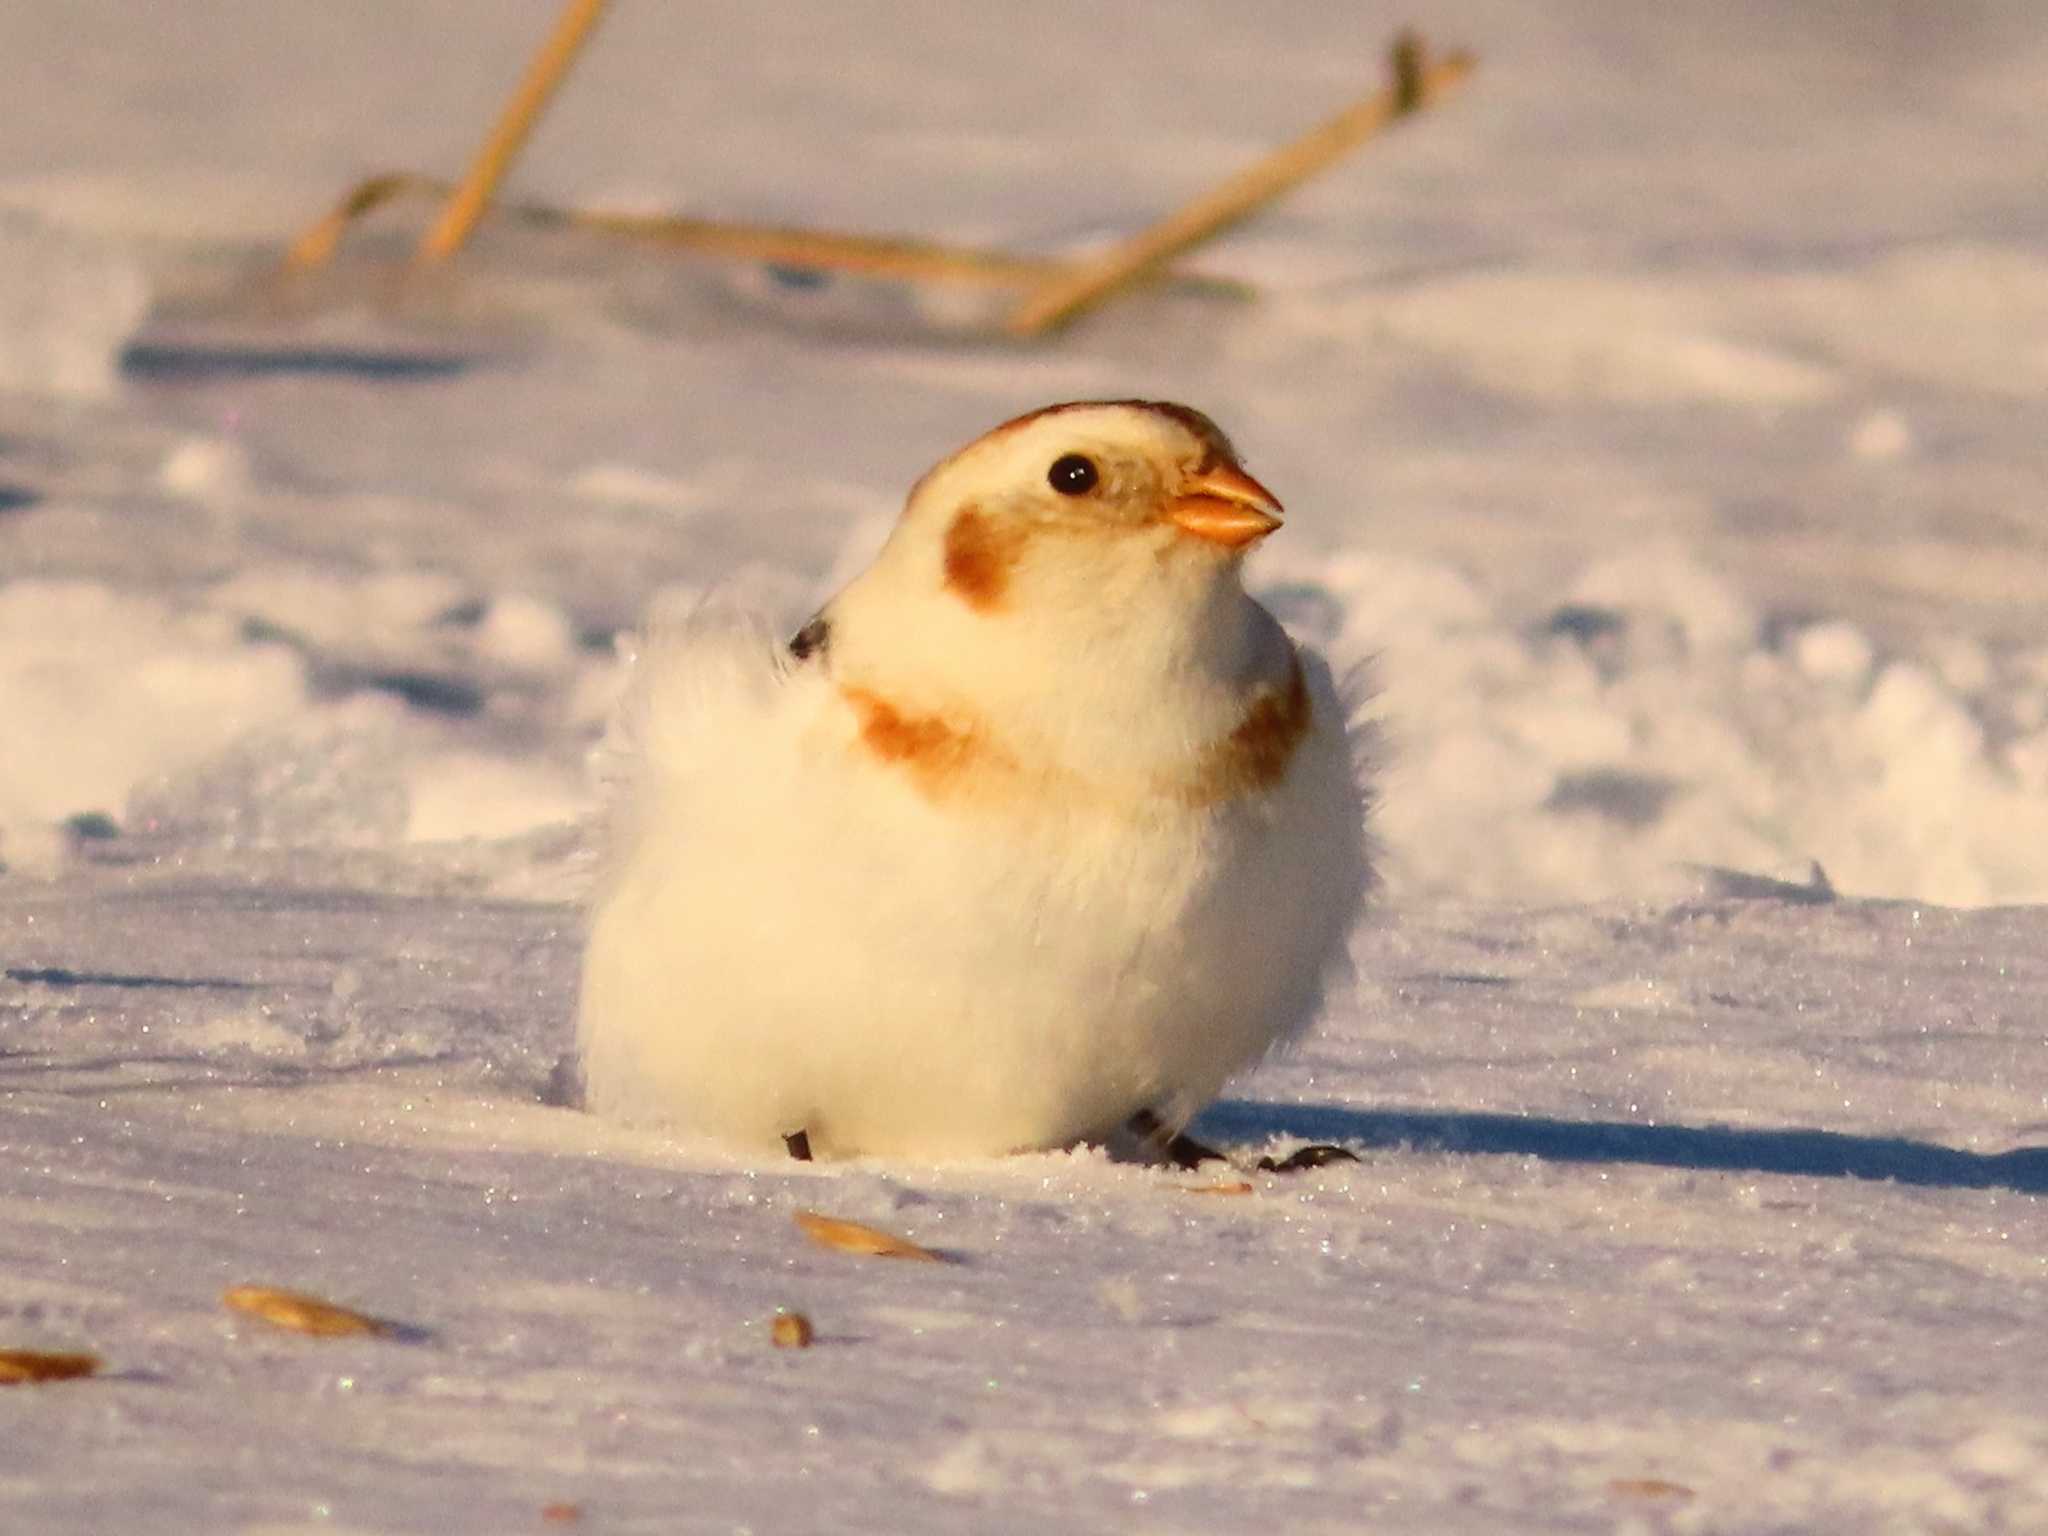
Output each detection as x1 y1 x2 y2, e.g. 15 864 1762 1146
2 2 2045 1531
5 869 2046 1533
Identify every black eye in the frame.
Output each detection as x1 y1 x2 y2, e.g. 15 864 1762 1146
1047 453 1099 496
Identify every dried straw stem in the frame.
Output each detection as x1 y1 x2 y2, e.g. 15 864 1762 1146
1003 36 1475 337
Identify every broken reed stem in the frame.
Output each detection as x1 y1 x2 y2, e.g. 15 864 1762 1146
1003 38 1476 337
574 210 1124 289
280 173 1251 298
283 173 423 272
282 24 1461 322
416 0 614 264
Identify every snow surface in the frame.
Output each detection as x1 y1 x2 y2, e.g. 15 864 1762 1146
2 1 2045 1530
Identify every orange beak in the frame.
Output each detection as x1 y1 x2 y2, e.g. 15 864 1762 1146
1164 463 1284 549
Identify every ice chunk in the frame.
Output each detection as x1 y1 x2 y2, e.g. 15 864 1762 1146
0 210 149 400
0 581 305 859
1848 407 1914 462
476 593 576 675
1381 271 1839 405
1792 621 1875 689
158 436 253 504
127 696 412 852
405 751 590 843
1572 546 1757 655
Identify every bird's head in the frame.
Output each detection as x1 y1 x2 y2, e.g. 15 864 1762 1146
897 400 1282 610
825 401 1295 773
852 400 1282 647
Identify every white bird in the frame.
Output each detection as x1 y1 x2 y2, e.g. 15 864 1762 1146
578 400 1370 1162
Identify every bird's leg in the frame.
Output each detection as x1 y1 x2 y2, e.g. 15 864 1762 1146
1127 1109 1228 1170
782 1129 814 1162
788 614 831 662
1127 1110 1362 1174
1257 1143 1360 1173
1163 1130 1229 1169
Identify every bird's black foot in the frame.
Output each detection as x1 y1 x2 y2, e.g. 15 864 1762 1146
1257 1143 1360 1173
1162 1131 1227 1170
783 1129 814 1162
1127 1109 1228 1170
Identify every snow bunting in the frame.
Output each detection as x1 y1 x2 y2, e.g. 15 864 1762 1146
578 400 1370 1160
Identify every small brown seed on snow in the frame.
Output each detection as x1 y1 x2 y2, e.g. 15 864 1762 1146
0 1350 101 1385
221 1285 393 1338
792 1210 942 1261
770 1311 815 1349
1607 1478 1695 1503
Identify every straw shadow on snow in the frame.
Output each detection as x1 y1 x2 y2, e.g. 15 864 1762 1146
1197 1100 2048 1196
120 342 474 383
0 1048 472 1097
5 964 260 992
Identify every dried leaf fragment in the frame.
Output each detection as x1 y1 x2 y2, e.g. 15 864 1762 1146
222 1284 393 1338
539 1502 582 1524
1182 1180 1256 1196
770 1311 815 1349
792 1209 942 1262
0 1349 101 1384
1607 1477 1695 1503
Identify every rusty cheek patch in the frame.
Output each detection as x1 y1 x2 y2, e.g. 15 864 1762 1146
942 504 1028 611
842 686 994 799
1183 651 1312 803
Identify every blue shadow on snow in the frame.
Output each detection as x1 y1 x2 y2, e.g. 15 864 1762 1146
1197 1100 2048 1196
120 342 473 383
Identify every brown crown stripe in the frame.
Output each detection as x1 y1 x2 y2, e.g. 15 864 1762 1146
941 504 1028 611
983 399 1239 469
907 401 1243 527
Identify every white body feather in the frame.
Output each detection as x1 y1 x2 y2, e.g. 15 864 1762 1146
578 402 1371 1159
